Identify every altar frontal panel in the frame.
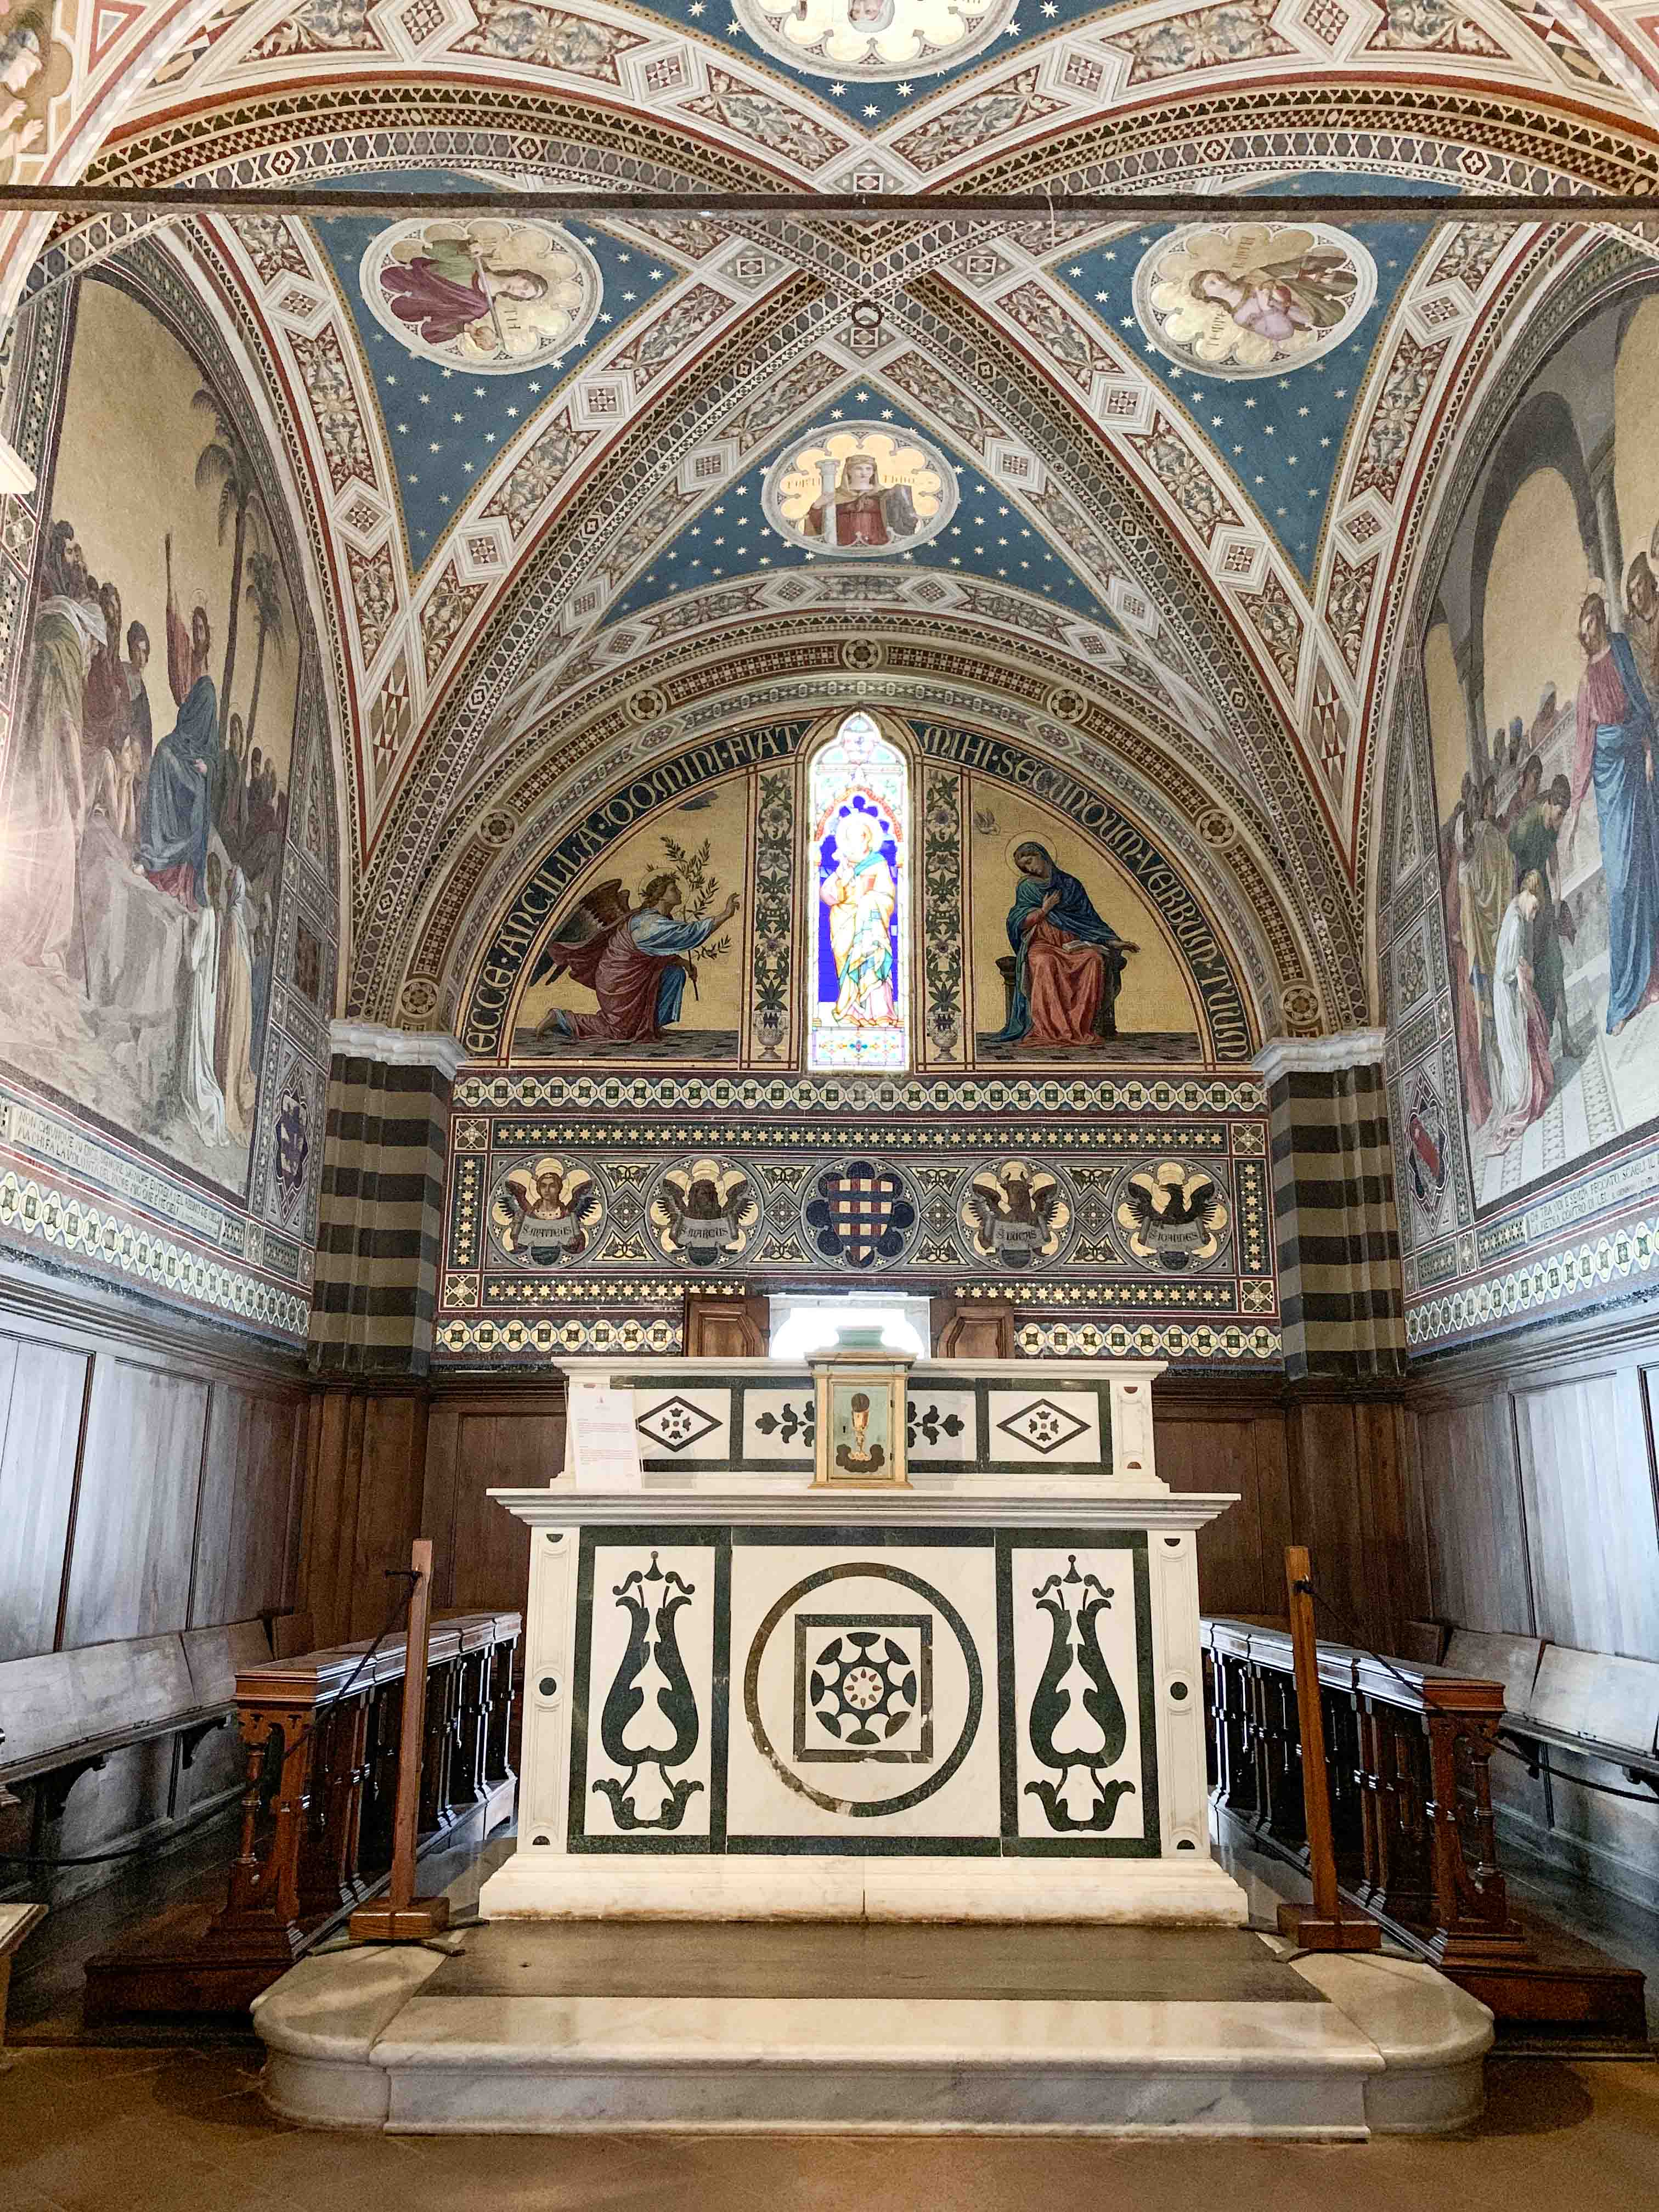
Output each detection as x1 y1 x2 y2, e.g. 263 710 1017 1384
568 1526 1159 1858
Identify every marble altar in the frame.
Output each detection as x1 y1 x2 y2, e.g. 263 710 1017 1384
478 1357 1249 1926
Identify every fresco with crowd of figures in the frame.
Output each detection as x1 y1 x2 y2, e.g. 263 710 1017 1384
1423 284 1659 1213
0 275 300 1194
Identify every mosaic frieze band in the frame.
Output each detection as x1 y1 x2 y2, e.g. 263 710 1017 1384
436 1071 1278 1369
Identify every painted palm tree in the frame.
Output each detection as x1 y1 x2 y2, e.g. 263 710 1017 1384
191 387 263 716
241 547 288 759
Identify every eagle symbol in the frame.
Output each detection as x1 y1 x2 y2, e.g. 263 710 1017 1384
1115 1165 1223 1272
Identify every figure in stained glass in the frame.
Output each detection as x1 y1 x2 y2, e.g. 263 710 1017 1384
807 714 910 1071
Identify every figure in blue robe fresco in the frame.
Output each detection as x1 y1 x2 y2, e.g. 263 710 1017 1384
994 842 1138 1047
1568 592 1659 1036
134 535 219 909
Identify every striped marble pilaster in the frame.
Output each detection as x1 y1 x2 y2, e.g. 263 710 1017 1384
1256 1032 1404 1381
309 1024 462 1375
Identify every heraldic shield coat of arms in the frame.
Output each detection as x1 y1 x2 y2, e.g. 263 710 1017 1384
804 1157 917 1268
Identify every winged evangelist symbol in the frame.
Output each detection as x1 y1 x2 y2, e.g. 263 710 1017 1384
492 1156 603 1262
961 1160 1067 1269
1114 1163 1226 1271
649 1161 758 1267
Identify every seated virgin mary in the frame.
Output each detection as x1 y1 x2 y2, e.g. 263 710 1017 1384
994 842 1133 1048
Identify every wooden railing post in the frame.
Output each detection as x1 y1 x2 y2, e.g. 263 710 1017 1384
349 1539 451 1943
1275 1546 1380 1953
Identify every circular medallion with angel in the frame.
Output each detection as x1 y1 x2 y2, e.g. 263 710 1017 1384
489 1156 606 1266
1132 222 1375 381
360 217 602 373
763 425 956 558
735 0 1015 79
646 1159 762 1269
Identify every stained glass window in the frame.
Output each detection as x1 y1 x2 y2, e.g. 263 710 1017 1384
807 713 910 1071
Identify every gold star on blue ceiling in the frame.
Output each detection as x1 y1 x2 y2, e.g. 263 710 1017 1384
1054 174 1450 580
605 387 1124 630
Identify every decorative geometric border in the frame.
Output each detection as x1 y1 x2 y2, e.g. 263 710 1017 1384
0 1169 311 1341
453 1071 1267 1115
1405 1205 1659 1351
432 1311 1282 1364
1016 1319 1281 1362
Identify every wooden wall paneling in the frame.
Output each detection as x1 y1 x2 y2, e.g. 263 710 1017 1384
0 1335 91 1661
1412 1390 1532 1637
1285 1398 1369 1644
436 1398 562 1617
1249 1410 1295 1604
298 1388 367 1650
1352 1398 1415 1656
1154 1409 1283 1618
1513 1367 1659 1661
59 1359 210 1649
348 1392 429 1639
190 1386 307 1630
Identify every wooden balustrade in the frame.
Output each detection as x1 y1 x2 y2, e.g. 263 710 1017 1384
82 1608 519 2022
1202 1618 1526 1969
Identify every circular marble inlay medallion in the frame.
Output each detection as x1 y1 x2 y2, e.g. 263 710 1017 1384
1132 222 1375 381
744 1561 983 1815
735 0 1015 80
360 216 602 373
763 424 956 558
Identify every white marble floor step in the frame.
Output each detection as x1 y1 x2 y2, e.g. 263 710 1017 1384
252 1923 1493 2139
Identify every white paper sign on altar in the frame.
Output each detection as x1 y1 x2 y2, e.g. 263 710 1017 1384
565 1377 642 1489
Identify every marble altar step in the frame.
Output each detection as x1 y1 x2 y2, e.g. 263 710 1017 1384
252 1920 1493 2138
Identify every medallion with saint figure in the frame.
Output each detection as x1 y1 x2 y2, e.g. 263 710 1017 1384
1132 222 1375 381
360 216 602 373
764 425 956 559
735 0 1015 80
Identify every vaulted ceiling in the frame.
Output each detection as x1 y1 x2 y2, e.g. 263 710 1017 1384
7 0 1659 1044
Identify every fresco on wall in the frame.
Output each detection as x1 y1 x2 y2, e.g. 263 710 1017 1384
0 4 71 183
763 425 956 557
1423 285 1659 1212
967 784 1204 1062
0 277 300 1194
360 216 602 371
1133 223 1375 380
512 781 746 1058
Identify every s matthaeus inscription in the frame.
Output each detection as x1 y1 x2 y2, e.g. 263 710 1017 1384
591 1551 703 1831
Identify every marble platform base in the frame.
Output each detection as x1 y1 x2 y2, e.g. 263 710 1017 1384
252 1923 1492 2140
476 1851 1249 1927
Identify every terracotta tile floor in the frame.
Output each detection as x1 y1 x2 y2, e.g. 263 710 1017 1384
2 2044 1656 2212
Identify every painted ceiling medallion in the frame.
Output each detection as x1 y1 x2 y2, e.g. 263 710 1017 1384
359 216 602 374
1132 222 1376 381
764 424 957 558
735 0 1015 80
